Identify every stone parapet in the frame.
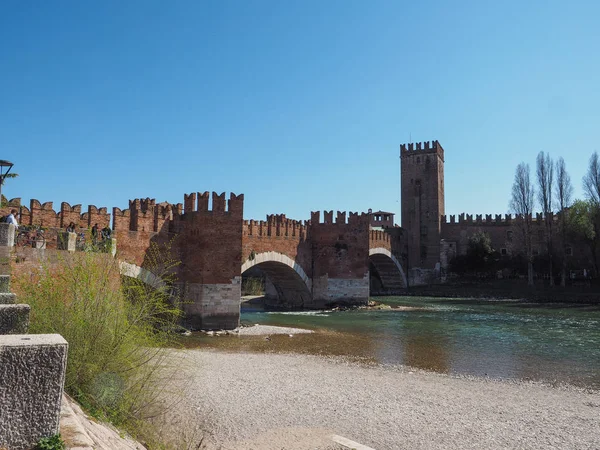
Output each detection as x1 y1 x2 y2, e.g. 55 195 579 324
0 293 16 304
0 223 15 248
0 334 68 450
0 304 30 334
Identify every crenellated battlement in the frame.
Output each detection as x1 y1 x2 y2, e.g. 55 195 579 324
310 210 370 225
182 191 244 215
400 140 444 158
243 214 307 239
442 212 558 226
370 229 391 244
0 198 110 229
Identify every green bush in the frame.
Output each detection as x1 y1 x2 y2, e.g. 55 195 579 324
241 276 265 296
15 242 182 433
35 434 65 450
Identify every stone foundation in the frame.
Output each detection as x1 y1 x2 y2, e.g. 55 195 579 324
312 273 370 308
0 334 68 450
179 278 241 330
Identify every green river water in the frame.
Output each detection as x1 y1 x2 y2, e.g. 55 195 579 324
184 297 600 389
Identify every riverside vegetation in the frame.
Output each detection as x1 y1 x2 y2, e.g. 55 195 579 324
14 242 186 448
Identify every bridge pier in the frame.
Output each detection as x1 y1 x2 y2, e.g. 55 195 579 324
179 280 241 331
312 273 370 307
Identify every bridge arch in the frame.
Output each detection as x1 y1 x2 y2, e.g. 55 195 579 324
369 248 407 293
119 261 167 290
241 252 312 309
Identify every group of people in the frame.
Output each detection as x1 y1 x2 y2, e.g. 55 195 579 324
3 210 113 242
66 222 112 242
91 223 112 242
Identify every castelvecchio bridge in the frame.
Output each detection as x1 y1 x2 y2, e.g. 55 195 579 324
5 191 408 330
9 139 559 330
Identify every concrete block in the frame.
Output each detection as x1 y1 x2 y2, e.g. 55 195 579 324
0 274 10 293
0 293 16 304
0 304 30 334
0 223 15 248
57 231 76 252
0 334 68 450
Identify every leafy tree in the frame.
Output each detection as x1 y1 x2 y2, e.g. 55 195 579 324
568 200 595 243
449 231 497 277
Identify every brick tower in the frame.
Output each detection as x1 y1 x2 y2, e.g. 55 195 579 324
400 140 445 271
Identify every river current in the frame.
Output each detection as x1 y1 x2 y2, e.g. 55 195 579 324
184 297 600 389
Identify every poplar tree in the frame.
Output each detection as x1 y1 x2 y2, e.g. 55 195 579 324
536 152 554 285
510 163 535 287
554 157 573 286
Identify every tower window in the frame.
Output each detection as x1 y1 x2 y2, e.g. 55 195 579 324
416 157 421 164
506 230 513 241
501 248 508 255
565 247 573 256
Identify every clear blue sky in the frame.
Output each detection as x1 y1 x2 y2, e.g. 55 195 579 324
0 0 597 222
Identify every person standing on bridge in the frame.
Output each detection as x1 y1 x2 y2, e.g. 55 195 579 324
6 209 18 229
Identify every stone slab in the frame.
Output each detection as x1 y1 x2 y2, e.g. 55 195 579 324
57 231 76 252
0 334 68 450
0 293 16 304
0 304 30 334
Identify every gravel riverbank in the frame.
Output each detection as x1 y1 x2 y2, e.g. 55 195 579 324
153 349 600 450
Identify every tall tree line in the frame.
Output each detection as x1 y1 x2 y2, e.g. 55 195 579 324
510 152 582 287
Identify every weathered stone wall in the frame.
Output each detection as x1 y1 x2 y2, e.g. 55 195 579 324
0 335 68 450
178 280 241 330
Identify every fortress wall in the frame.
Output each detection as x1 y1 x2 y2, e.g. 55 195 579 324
441 214 556 256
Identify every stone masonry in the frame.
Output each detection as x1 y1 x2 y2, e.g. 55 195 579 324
0 223 68 450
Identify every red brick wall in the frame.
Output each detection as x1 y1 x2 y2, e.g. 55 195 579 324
400 141 445 270
311 211 370 279
177 192 244 284
242 214 312 276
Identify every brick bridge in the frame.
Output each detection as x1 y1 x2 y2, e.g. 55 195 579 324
3 192 407 330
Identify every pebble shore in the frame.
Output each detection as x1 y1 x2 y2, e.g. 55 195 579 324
154 347 600 450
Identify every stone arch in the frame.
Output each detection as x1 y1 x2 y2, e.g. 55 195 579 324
369 248 407 293
119 261 166 290
241 252 312 309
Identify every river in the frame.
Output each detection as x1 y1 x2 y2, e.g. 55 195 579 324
182 296 600 390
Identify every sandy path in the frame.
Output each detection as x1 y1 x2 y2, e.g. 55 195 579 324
154 350 600 450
